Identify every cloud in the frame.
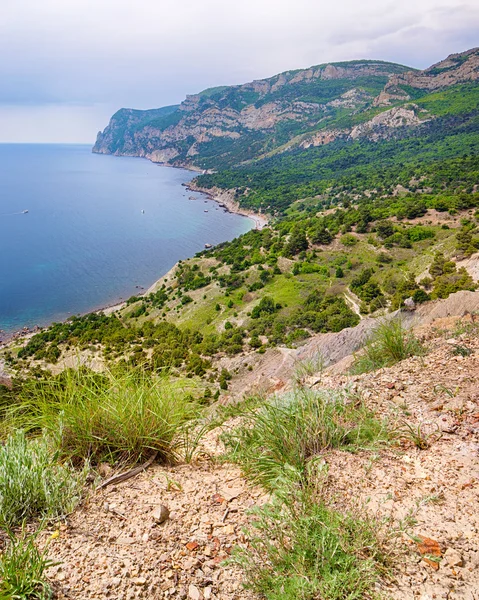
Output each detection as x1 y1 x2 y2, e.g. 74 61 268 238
0 0 477 141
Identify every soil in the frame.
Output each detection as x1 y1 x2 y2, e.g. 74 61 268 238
33 292 479 599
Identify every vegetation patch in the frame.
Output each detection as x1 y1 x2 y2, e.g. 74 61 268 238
5 369 203 465
0 430 86 528
351 318 425 374
0 527 56 600
223 388 391 599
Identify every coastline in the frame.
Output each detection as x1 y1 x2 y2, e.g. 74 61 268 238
186 182 269 230
133 152 269 230
0 156 268 349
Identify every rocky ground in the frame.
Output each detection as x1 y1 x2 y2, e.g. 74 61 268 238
39 313 479 599
317 316 479 599
43 458 266 600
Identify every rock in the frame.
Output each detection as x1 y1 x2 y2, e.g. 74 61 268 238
152 504 170 524
188 584 202 600
404 297 416 311
132 577 147 586
444 548 463 567
203 587 212 600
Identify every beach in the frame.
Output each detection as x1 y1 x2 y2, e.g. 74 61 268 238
186 181 269 230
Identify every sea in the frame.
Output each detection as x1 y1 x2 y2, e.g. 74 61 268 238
0 144 252 335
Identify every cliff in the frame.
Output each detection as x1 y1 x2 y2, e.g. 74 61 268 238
93 59 411 166
93 48 478 169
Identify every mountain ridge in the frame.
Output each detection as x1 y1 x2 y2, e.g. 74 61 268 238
93 48 478 172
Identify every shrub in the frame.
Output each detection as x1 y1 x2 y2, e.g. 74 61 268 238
7 370 202 465
0 430 87 527
340 233 358 246
351 319 425 374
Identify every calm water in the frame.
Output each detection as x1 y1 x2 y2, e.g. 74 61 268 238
0 144 252 334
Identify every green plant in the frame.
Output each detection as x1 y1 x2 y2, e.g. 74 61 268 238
292 353 325 386
0 430 87 528
223 388 390 600
351 319 425 374
451 344 472 357
232 484 389 600
398 421 441 450
222 388 388 490
6 369 203 465
0 526 56 600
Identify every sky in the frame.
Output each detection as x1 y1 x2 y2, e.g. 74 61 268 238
1 0 478 143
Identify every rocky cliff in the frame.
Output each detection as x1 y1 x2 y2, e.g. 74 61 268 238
93 48 478 169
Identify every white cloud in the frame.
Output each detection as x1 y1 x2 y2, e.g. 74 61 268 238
0 0 477 141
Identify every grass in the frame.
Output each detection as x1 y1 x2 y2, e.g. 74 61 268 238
4 368 204 465
292 352 325 386
222 387 389 491
233 487 388 600
0 430 87 528
351 318 425 374
0 526 56 600
223 387 391 599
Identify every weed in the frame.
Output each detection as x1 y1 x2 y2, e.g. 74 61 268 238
451 344 472 357
398 421 441 450
232 484 389 600
224 389 391 599
351 319 425 374
0 526 56 599
5 369 203 465
292 352 325 387
433 384 455 397
222 388 389 491
0 430 87 528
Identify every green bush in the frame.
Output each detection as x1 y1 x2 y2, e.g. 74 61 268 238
351 319 425 374
7 370 202 465
0 430 86 527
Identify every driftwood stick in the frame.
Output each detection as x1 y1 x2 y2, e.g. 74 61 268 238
97 452 158 491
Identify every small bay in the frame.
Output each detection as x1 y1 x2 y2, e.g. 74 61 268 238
0 144 252 334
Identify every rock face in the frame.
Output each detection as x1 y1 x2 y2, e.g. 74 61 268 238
93 48 478 167
93 60 410 164
374 47 479 106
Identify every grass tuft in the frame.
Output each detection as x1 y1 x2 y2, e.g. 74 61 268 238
222 388 388 491
0 526 56 600
5 369 204 465
351 318 425 374
234 486 388 600
223 387 391 599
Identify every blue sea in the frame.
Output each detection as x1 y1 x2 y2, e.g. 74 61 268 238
0 144 252 335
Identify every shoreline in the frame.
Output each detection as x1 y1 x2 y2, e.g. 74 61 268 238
123 151 270 230
0 157 268 348
186 182 269 230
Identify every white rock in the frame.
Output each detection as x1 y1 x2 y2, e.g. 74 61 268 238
444 547 463 567
152 504 170 524
188 584 202 600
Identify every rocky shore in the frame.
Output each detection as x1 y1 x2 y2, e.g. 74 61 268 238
186 183 268 230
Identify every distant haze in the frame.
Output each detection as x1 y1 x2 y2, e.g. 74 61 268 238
1 0 478 143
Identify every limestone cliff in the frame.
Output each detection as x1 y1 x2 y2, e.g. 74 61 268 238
93 48 478 168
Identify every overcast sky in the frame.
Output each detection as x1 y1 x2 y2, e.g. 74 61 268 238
1 0 478 143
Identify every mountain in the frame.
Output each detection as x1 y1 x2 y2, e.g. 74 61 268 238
93 48 478 175
93 59 412 165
